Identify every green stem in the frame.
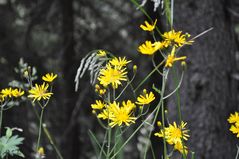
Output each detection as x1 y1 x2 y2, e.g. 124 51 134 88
172 68 186 158
0 106 3 137
161 93 167 159
43 125 64 159
36 108 44 152
107 128 112 159
110 102 161 159
134 60 165 92
143 67 167 159
32 106 64 159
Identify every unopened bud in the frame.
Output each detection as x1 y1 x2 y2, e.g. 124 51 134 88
143 89 147 94
157 121 162 127
23 70 28 77
181 61 187 70
99 89 106 95
95 84 100 90
133 65 137 73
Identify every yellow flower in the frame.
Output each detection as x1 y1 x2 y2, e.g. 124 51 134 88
228 112 239 124
97 102 117 120
165 122 189 144
37 147 45 158
12 88 25 97
1 88 13 98
28 83 53 102
230 123 239 138
163 30 193 47
109 57 131 68
174 141 188 155
136 91 155 105
155 121 189 155
165 47 186 67
42 73 57 82
98 64 127 89
38 147 45 155
122 100 136 112
91 100 105 110
97 50 107 57
108 101 136 127
140 19 157 32
138 41 163 55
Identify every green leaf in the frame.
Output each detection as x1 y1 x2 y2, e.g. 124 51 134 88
0 135 25 158
5 128 12 138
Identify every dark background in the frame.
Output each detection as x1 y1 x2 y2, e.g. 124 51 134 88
0 0 239 158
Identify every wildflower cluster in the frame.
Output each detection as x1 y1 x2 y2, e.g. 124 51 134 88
75 14 199 158
228 112 239 137
138 19 193 68
91 55 156 128
0 87 24 101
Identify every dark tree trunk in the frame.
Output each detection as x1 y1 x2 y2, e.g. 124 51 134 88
59 0 79 158
167 0 238 158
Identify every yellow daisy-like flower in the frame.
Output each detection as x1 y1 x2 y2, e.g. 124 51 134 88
230 123 239 138
42 73 57 83
109 57 131 68
97 102 117 120
155 121 189 155
140 19 157 32
12 88 25 97
98 64 127 89
136 91 155 105
97 50 107 57
165 122 189 145
165 47 186 67
28 83 53 102
138 41 163 55
174 141 188 155
228 112 239 124
1 88 13 98
109 101 136 127
91 100 105 110
122 100 136 112
163 30 193 47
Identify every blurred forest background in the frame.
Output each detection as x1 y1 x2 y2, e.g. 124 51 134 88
0 0 239 158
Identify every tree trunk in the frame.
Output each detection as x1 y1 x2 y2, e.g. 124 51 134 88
167 0 238 158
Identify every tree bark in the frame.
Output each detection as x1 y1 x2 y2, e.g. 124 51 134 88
167 0 238 158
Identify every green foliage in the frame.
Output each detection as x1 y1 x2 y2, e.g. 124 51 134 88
0 128 25 158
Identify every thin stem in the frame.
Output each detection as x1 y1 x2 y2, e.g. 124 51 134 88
110 102 162 159
107 128 112 159
115 73 136 100
161 94 167 159
32 105 64 159
134 60 165 92
99 129 108 159
171 0 174 28
236 145 239 159
0 106 3 136
36 108 44 152
172 68 186 158
152 55 163 76
43 125 64 159
163 71 184 99
143 68 168 158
